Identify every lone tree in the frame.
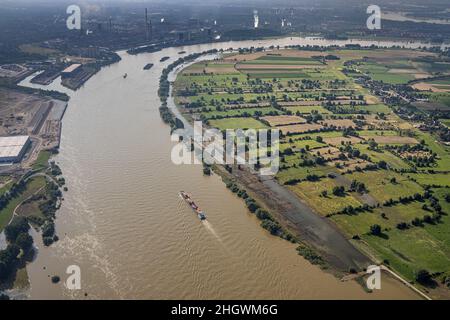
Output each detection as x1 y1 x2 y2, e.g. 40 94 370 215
370 224 382 236
416 269 432 285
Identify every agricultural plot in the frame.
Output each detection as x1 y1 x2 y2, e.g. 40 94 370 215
280 139 325 152
200 106 279 119
278 123 324 134
361 135 419 145
207 117 267 130
332 196 450 281
285 105 331 114
288 178 363 216
343 171 424 203
260 115 306 127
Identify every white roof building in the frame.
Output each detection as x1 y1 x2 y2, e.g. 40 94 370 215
0 135 31 163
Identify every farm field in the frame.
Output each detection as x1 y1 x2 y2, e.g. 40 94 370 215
174 47 450 295
208 117 267 130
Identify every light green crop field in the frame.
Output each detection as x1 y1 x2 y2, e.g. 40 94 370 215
358 61 417 84
288 178 363 216
201 106 280 119
353 144 411 170
344 171 424 203
208 117 267 130
280 139 326 151
440 119 450 127
407 173 450 187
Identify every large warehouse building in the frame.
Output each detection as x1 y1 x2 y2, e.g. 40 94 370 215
0 135 31 163
61 63 82 79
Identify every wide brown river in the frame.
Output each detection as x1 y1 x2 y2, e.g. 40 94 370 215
19 37 428 299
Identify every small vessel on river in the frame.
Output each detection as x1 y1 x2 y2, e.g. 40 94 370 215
143 63 154 70
180 191 206 220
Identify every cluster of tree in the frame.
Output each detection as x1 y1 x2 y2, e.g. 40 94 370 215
0 180 26 211
339 144 370 162
416 269 434 286
349 180 367 194
283 178 302 186
0 216 34 280
388 190 444 226
332 186 346 197
323 104 370 115
159 104 184 132
303 111 323 123
35 181 62 246
296 244 325 266
397 213 442 231
386 143 437 167
331 203 373 216
283 125 337 137
342 127 359 137
159 50 218 104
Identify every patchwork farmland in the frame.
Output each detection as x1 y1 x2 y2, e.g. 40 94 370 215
174 48 450 297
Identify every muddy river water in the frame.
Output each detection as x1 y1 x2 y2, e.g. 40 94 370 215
17 37 432 299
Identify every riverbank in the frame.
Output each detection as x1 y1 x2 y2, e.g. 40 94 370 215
0 79 71 298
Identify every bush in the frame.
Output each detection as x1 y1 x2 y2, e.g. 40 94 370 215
42 221 55 238
369 224 382 236
15 232 33 251
255 209 272 221
416 269 432 285
332 186 345 197
43 237 54 246
296 245 325 266
260 220 280 235
0 244 20 279
245 198 259 213
4 216 30 242
396 222 408 230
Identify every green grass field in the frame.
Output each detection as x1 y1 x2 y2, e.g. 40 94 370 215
0 176 47 232
201 106 279 119
344 171 424 203
440 119 450 127
354 144 411 170
358 62 416 84
32 150 52 171
288 178 362 216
